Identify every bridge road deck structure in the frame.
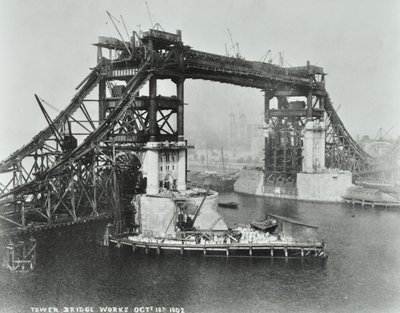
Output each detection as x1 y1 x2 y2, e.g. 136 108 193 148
0 28 398 271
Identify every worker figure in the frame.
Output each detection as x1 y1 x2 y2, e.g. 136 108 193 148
185 216 193 230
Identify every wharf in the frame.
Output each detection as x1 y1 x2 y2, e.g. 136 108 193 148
109 237 327 258
343 186 400 208
343 198 400 208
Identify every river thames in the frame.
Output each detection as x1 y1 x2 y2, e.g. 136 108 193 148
1 192 400 313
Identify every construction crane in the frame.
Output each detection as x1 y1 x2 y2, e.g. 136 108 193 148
120 15 131 39
106 11 132 57
375 123 398 141
225 28 242 58
145 1 155 29
259 49 272 63
34 95 77 153
144 2 165 31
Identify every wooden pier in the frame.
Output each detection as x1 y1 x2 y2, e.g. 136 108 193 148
343 198 400 208
343 187 400 208
109 237 327 258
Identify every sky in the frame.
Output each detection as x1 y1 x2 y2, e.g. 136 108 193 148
0 0 399 159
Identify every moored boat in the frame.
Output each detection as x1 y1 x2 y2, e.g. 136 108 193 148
250 217 278 233
218 201 238 208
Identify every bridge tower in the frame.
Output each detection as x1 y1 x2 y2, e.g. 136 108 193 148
263 62 328 194
96 29 187 197
302 119 325 173
143 75 187 194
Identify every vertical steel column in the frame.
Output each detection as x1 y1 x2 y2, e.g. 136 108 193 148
146 150 160 194
283 129 287 173
320 96 325 121
10 245 15 271
264 91 271 124
112 142 122 234
264 90 273 174
305 88 313 172
306 90 313 121
21 201 25 227
176 78 186 191
92 148 97 213
99 79 106 124
148 39 154 66
149 76 157 142
131 31 136 55
177 149 186 191
97 46 102 63
46 188 51 222
276 97 285 172
273 136 277 172
293 121 300 171
71 168 76 220
176 79 185 142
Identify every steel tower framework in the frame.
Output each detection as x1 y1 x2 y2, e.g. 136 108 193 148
0 27 397 241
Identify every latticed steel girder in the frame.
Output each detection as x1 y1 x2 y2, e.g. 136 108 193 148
324 94 378 174
0 56 154 233
0 148 119 236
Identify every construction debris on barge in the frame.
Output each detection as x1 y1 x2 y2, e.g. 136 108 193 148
107 188 327 258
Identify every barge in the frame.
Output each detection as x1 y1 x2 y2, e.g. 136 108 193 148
110 236 326 258
107 189 327 258
343 186 400 208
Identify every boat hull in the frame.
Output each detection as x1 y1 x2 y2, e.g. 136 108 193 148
218 202 238 208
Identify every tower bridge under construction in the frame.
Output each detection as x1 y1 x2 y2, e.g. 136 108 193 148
0 26 399 271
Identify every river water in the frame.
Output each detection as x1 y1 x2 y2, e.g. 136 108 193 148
1 192 400 313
